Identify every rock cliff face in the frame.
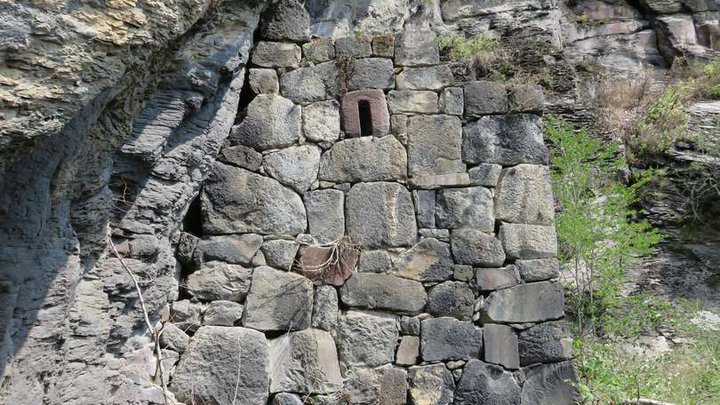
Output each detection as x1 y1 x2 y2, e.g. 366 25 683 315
0 0 718 404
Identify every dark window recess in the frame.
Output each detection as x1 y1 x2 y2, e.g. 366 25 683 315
358 100 373 136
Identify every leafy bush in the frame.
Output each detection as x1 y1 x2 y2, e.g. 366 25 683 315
437 32 500 63
545 117 662 335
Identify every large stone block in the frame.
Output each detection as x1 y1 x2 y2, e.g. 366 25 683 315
518 321 572 366
338 311 399 367
499 223 557 259
335 36 373 58
436 186 494 231
173 327 270 405
495 164 554 225
395 238 454 282
420 317 483 362
408 364 455 405
261 239 300 271
346 182 417 248
348 58 395 90
397 65 454 90
415 189 436 228
450 229 506 267
204 300 244 327
462 114 548 166
475 266 520 291
509 84 544 112
481 281 565 323
260 0 311 42
243 267 314 331
440 87 464 115
358 249 392 273
395 29 440 66
464 81 508 116
521 361 581 405
311 285 339 331
249 68 279 94
302 38 335 63
220 144 263 171
229 94 300 151
483 324 520 369
269 329 343 394
252 41 301 68
318 136 406 183
341 273 427 314
468 163 502 187
516 258 560 282
454 360 521 405
303 100 341 143
201 164 307 236
407 115 464 178
341 89 391 137
193 233 263 265
396 336 421 366
388 90 439 114
426 281 475 321
344 365 408 405
304 189 345 244
186 261 253 302
281 62 339 103
263 145 321 193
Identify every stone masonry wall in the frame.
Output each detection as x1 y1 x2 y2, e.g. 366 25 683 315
164 7 579 405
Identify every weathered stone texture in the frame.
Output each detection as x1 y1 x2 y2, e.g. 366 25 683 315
193 233 263 265
396 238 455 282
338 311 399 367
319 136 406 183
186 261 252 302
304 189 345 243
436 186 494 231
499 223 558 259
281 62 339 102
484 323 520 369
348 58 395 90
495 165 554 225
462 115 548 166
482 282 565 323
421 317 483 362
426 281 475 321
173 327 270 405
303 100 341 143
407 115 464 178
464 81 509 116
263 145 321 193
346 182 417 248
408 364 455 405
397 65 454 90
252 41 301 68
203 300 244 326
388 90 439 114
202 164 307 236
229 94 300 151
451 229 506 267
395 29 440 66
454 360 521 405
243 267 314 331
521 361 581 405
518 321 572 365
341 273 427 314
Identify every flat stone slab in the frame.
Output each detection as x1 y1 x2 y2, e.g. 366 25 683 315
388 90 439 114
407 115 464 178
318 136 406 183
172 326 270 405
280 61 339 103
426 281 475 321
462 114 548 166
482 281 565 323
346 182 417 248
464 81 508 116
521 361 580 405
201 163 307 236
499 223 558 259
451 229 506 267
347 58 395 90
338 311 399 367
436 186 494 231
395 238 454 282
397 65 453 90
341 273 427 314
476 266 520 291
518 320 572 366
204 300 244 326
252 41 301 68
408 364 455 405
454 360 521 405
186 261 252 302
303 100 340 143
304 189 344 244
421 317 483 362
269 329 343 394
229 94 300 151
495 164 554 225
193 233 263 265
484 323 520 369
263 145 321 193
243 267 313 331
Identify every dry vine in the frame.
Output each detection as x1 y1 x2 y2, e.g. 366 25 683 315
109 238 174 405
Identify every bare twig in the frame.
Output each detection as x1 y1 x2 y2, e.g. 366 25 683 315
109 238 172 405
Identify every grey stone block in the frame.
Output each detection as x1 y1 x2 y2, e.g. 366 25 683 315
260 0 311 42
252 41 301 68
482 281 565 323
495 164 554 225
346 182 417 248
396 336 421 366
521 361 580 405
415 190 436 228
426 281 475 321
219 144 263 171
397 65 454 90
408 364 455 405
193 233 263 266
243 267 313 331
303 100 340 143
518 321 572 366
468 163 502 187
499 223 557 260
436 186 494 231
260 239 300 271
464 81 508 117
263 145 321 193
229 94 300 151
341 273 427 314
440 87 464 115
186 261 253 302
311 285 339 331
508 84 544 112
476 266 520 292
335 36 372 58
304 189 344 244
348 58 395 90
302 38 335 63
454 360 521 405
516 258 560 282
249 68 279 94
408 115 464 178
420 317 483 362
483 324 520 369
338 311 399 367
358 250 392 273
396 238 454 282
395 29 440 66
388 90 439 114
173 327 270 405
318 136 407 183
281 62 339 103
462 114 548 166
203 300 244 327
451 229 506 267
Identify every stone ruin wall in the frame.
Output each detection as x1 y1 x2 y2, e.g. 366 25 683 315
159 19 578 405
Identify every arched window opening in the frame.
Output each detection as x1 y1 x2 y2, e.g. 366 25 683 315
358 100 373 136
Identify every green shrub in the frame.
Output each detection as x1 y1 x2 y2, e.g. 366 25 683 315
632 85 691 158
436 32 500 63
545 117 662 335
